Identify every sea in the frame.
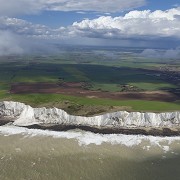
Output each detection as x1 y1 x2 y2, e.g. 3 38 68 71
0 125 180 180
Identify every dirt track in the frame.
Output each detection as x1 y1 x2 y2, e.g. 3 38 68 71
10 82 179 102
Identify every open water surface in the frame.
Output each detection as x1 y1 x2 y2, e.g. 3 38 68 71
0 125 180 180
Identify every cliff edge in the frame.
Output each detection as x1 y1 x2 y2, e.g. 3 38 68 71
0 101 180 136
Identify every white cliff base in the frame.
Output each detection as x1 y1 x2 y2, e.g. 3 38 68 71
0 101 180 135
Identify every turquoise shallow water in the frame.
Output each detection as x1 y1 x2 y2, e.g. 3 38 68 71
0 126 180 180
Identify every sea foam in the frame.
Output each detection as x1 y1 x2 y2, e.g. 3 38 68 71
0 125 180 153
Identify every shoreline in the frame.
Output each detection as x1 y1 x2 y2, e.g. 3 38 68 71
0 101 180 137
23 124 180 136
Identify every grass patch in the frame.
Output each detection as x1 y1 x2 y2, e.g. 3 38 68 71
90 83 120 92
1 93 180 112
130 82 177 91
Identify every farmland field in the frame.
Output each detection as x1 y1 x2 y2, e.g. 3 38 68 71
0 46 180 115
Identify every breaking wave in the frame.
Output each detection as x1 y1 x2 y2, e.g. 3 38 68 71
0 125 180 153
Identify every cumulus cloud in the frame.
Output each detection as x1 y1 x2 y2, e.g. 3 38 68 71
46 0 146 13
124 8 180 20
141 48 180 59
72 8 180 40
0 5 180 55
0 0 146 16
0 16 65 38
0 16 80 56
0 32 67 56
0 30 24 55
0 0 42 16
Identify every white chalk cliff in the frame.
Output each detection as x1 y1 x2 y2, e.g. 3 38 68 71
0 101 179 129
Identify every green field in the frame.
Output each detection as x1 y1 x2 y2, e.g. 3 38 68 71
0 48 179 115
0 92 180 115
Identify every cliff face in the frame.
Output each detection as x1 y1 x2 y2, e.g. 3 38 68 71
0 101 179 129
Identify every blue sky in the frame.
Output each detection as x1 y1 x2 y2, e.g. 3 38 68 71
18 11 90 27
142 0 179 11
0 0 179 55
